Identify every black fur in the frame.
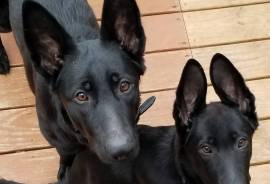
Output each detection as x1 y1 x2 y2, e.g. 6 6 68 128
135 54 258 184
0 179 23 184
0 39 10 74
0 0 11 32
60 151 134 184
0 0 11 74
0 0 146 181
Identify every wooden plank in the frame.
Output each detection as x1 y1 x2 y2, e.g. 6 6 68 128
0 149 59 184
250 164 270 184
180 0 270 11
0 33 22 67
0 107 48 153
1 13 188 63
0 67 34 110
89 0 180 17
143 39 270 91
141 78 270 124
191 40 270 81
141 50 192 92
252 120 270 165
183 4 270 47
143 13 189 52
0 141 270 184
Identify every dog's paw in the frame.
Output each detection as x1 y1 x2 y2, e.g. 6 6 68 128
0 49 10 74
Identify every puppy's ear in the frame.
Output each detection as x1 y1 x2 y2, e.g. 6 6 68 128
173 59 207 132
23 1 75 79
210 53 258 128
100 0 146 68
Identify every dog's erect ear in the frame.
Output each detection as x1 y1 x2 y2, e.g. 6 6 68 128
210 53 258 128
173 59 207 130
23 1 75 78
100 0 146 61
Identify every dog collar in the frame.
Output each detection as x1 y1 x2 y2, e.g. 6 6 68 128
138 96 156 116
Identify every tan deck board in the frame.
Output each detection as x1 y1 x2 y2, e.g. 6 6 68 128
143 13 189 52
0 149 58 184
180 0 270 11
0 107 47 153
191 40 270 81
144 39 270 92
250 164 270 184
0 68 34 110
252 120 270 165
141 78 270 124
183 3 270 47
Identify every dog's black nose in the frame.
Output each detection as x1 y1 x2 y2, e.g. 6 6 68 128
112 145 133 161
109 138 137 161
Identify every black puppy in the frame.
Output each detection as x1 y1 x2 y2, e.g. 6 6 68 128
0 0 146 180
135 54 258 184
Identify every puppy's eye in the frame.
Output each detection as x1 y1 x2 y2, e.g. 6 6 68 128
200 144 213 155
120 81 131 93
238 138 248 149
75 91 89 102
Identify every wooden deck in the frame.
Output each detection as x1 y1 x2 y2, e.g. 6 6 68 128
0 0 270 183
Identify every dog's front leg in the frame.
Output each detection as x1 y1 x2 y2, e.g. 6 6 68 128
0 0 11 74
0 37 10 74
58 154 75 181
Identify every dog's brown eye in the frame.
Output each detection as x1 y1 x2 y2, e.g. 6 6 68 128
120 81 131 93
75 91 88 102
200 145 212 154
238 138 248 149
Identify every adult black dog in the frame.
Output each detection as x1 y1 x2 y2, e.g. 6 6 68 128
0 0 146 180
135 54 258 184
